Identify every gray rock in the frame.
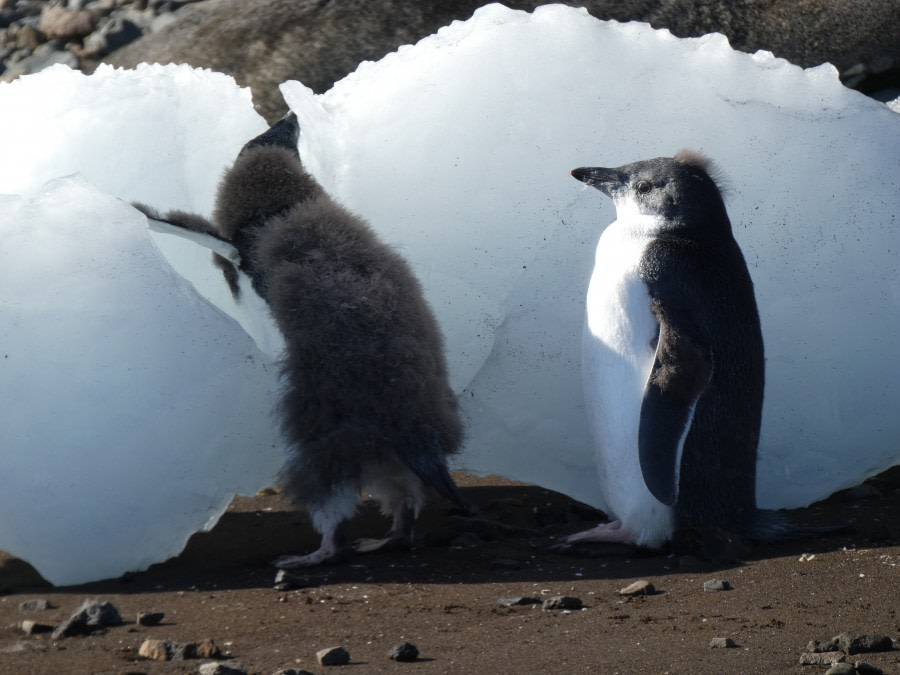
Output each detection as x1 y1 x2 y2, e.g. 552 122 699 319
808 638 841 653
81 15 141 56
836 632 894 655
854 662 884 674
137 638 221 661
619 580 655 596
1 42 79 81
38 5 95 40
542 595 582 611
18 599 52 612
799 652 846 666
709 637 737 649
316 646 350 666
824 664 856 675
702 579 732 592
138 638 171 661
387 641 419 662
496 596 541 607
136 611 165 626
52 599 122 639
198 663 247 675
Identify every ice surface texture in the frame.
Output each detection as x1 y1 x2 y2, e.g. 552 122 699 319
1 5 898 583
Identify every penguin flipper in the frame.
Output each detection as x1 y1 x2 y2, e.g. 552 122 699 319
639 309 713 507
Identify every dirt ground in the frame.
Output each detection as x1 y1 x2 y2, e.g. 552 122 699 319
0 467 897 675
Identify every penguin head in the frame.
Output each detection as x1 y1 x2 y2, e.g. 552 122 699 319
572 150 730 233
214 112 321 240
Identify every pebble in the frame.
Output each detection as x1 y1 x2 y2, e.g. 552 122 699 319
496 596 541 607
808 638 840 653
197 663 247 675
702 579 732 592
18 599 52 611
137 638 221 661
709 637 737 649
799 652 846 666
387 641 419 662
20 619 53 635
542 595 582 611
136 611 165 626
619 580 655 596
316 646 350 666
52 599 122 639
836 632 893 655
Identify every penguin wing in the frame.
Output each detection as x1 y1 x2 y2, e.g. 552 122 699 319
638 303 713 506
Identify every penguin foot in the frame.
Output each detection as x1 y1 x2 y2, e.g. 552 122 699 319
556 520 637 545
353 533 413 554
272 546 351 568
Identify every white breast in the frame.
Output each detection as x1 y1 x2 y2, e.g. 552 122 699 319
582 215 674 547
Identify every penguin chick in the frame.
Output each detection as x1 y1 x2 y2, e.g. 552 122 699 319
213 113 464 567
560 150 798 554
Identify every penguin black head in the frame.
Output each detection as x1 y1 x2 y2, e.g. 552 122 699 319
214 111 320 240
571 150 730 232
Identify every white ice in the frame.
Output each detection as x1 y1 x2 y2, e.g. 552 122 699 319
1 4 898 585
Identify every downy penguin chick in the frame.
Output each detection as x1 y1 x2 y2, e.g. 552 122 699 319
215 113 464 567
562 150 797 554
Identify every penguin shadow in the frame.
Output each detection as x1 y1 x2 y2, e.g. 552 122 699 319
1 466 896 594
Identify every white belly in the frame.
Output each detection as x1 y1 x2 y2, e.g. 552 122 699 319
582 221 673 547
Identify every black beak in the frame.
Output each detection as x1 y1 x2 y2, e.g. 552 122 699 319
570 167 623 197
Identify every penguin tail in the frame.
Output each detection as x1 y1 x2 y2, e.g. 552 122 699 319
745 508 849 543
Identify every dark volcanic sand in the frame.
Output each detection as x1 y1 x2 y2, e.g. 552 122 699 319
1 469 897 674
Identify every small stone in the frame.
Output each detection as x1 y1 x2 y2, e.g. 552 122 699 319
488 558 521 570
702 579 731 592
808 638 840 653
542 595 582 610
18 599 52 612
836 632 893 655
138 638 172 661
387 641 419 662
20 620 53 635
316 646 350 666
709 637 737 649
854 662 884 675
824 664 856 675
799 652 846 666
183 639 222 659
136 611 164 626
619 580 655 596
496 596 540 607
39 5 95 39
197 663 247 675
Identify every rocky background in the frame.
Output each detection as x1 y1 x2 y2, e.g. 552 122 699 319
1 0 898 122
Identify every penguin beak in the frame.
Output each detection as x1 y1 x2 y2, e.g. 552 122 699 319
570 167 624 197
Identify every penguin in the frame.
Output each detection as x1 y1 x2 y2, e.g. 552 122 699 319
140 113 465 567
561 149 793 552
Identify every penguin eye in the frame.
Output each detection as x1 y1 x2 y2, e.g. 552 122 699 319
636 181 652 194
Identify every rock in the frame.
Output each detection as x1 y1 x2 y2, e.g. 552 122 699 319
825 663 856 675
20 620 53 635
836 632 894 655
619 580 655 596
52 599 122 639
197 663 247 675
853 662 884 674
316 646 350 666
137 638 221 661
274 569 306 591
808 638 841 653
387 641 419 662
496 596 541 607
702 579 732 592
81 15 140 56
38 5 95 40
136 611 165 626
138 639 172 661
709 637 737 648
799 652 846 666
1 42 79 81
18 599 52 612
542 595 582 611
